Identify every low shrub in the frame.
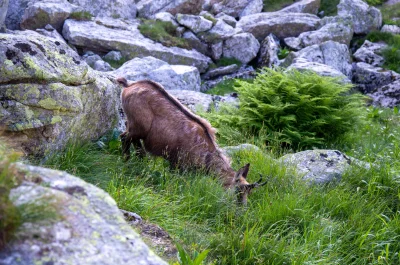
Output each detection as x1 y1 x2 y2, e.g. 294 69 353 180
69 11 93 21
365 31 400 73
202 68 367 150
380 3 400 27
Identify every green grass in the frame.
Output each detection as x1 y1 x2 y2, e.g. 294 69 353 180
69 11 93 21
138 19 190 49
40 105 400 264
319 0 340 16
209 57 243 70
365 31 400 73
380 3 400 27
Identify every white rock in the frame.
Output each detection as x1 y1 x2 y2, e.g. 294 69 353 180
381 24 400 34
69 0 137 20
279 0 321 14
353 40 387 67
352 62 399 93
176 14 213 33
111 56 201 91
137 0 202 18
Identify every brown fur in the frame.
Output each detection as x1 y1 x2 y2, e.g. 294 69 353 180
118 77 265 204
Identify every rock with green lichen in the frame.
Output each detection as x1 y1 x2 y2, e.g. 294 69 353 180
68 0 137 20
0 163 167 265
0 30 120 156
209 0 263 19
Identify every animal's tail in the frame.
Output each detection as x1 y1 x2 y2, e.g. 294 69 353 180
116 77 129 88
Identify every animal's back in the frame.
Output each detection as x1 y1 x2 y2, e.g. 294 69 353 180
119 79 219 167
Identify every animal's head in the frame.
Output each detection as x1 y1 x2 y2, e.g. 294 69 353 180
234 163 268 205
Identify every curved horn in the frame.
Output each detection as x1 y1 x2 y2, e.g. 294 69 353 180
247 174 269 189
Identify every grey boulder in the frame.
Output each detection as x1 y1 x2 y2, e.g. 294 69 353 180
210 0 263 19
367 79 400 108
176 14 213 33
353 40 387 67
0 0 8 31
337 0 382 35
68 0 137 20
223 32 260 64
237 12 321 41
352 62 399 93
283 41 353 79
0 163 166 265
257 33 281 68
137 0 202 18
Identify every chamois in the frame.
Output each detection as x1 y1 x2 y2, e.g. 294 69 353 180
117 77 266 204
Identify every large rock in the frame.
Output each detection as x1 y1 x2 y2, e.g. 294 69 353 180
223 33 260 64
111 56 201 91
68 0 137 20
279 0 321 14
0 163 166 265
20 1 78 32
210 0 263 19
237 12 321 41
283 41 352 78
62 18 212 73
337 0 382 35
182 31 208 55
367 79 400 108
176 14 213 33
352 62 399 93
289 58 351 83
257 33 281 68
137 0 202 18
353 40 387 67
0 30 120 156
284 15 353 50
0 0 8 32
203 64 240 80
281 150 356 184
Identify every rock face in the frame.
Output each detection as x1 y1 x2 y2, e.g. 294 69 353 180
210 0 263 18
352 62 399 93
62 18 212 73
337 0 382 35
223 33 260 64
0 30 120 156
237 12 321 41
20 1 78 31
284 15 353 50
279 0 321 14
353 40 387 67
111 56 201 91
289 58 351 83
68 0 137 20
137 0 202 18
257 34 281 68
0 163 167 265
284 41 353 78
368 79 400 108
0 0 8 32
280 150 353 184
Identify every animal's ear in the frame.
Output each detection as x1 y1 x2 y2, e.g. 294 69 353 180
238 163 250 179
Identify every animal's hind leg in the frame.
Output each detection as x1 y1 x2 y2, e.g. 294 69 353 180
131 138 146 158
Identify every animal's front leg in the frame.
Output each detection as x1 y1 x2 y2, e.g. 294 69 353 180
120 131 132 161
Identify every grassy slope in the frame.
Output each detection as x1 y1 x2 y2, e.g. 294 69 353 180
41 107 400 264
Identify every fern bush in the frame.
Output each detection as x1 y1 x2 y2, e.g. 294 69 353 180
203 68 367 150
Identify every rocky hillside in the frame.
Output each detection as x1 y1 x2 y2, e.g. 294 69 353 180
1 0 399 157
